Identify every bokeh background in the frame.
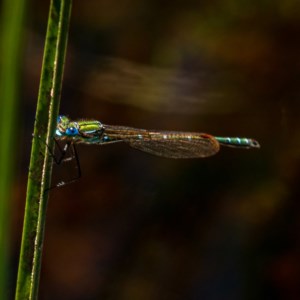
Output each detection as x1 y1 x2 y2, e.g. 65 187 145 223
8 0 300 299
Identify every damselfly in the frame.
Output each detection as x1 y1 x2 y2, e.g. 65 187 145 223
55 115 259 157
53 115 259 186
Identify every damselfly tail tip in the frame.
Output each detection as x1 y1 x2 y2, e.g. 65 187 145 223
249 139 260 149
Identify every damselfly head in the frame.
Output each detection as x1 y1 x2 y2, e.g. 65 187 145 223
56 115 73 137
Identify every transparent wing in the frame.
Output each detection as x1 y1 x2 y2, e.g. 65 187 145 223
103 125 220 158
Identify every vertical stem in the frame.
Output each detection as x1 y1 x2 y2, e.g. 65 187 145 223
15 0 72 299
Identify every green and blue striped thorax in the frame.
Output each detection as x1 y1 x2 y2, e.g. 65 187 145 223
55 115 106 144
55 115 260 159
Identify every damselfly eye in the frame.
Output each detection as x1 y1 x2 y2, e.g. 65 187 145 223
66 127 79 136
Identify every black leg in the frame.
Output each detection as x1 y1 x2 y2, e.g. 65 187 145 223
42 140 83 190
72 143 82 180
52 139 72 164
38 136 71 165
56 144 81 187
50 143 82 189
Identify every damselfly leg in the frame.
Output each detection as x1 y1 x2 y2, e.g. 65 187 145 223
49 140 82 189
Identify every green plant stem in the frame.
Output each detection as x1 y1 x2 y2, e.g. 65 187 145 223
0 0 27 299
15 0 72 299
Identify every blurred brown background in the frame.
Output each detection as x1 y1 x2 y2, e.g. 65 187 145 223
10 0 300 299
